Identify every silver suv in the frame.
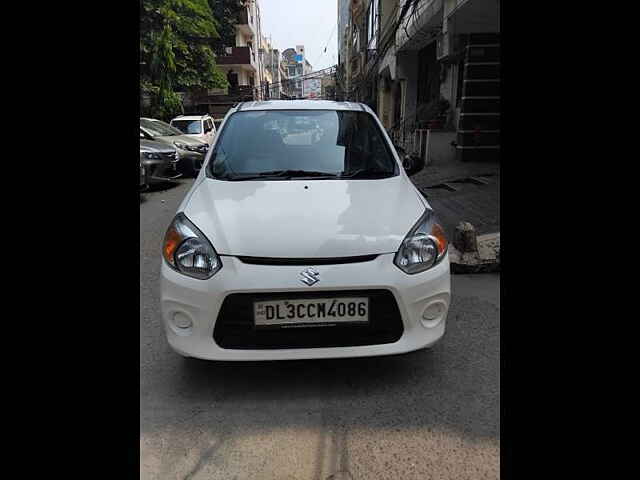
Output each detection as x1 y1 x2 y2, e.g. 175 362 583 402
139 138 181 186
170 114 217 145
140 118 208 177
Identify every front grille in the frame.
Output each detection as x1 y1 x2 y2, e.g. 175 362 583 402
236 255 378 266
147 160 178 179
213 289 404 349
161 151 178 162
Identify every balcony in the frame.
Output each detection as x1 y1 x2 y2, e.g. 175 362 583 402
191 85 257 108
396 0 444 52
237 8 256 38
216 46 257 71
445 0 500 36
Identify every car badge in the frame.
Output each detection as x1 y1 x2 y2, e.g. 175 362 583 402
300 267 320 286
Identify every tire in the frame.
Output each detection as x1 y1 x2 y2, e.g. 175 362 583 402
192 158 203 177
178 159 197 178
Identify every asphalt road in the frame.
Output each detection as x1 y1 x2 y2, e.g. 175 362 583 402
140 179 500 480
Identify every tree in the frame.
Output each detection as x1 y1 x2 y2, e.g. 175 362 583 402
140 0 228 119
208 0 241 56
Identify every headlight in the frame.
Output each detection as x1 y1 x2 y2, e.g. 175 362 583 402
162 213 222 280
141 151 161 160
174 141 203 153
394 209 448 274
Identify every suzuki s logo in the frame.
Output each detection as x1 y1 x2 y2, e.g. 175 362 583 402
300 267 320 286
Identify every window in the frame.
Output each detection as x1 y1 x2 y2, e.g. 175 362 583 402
208 110 398 179
171 120 202 135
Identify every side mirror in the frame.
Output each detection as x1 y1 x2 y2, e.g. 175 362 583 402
395 145 424 177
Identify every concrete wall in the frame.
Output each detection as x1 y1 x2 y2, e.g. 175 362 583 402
427 130 457 165
235 30 249 47
378 83 393 129
217 67 247 86
440 61 457 114
396 50 419 121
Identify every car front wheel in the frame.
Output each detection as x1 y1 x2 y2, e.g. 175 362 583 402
192 158 203 176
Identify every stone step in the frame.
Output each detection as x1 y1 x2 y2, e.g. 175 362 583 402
465 63 500 79
463 80 501 96
460 97 501 113
466 45 500 62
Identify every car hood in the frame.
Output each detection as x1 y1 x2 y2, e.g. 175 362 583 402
140 139 176 153
182 175 427 258
154 135 205 146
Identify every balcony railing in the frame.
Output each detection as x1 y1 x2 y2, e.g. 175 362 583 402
396 0 443 51
216 46 256 70
192 85 257 105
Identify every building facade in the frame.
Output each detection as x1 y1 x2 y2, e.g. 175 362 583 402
338 0 500 161
215 0 265 100
185 0 289 117
336 0 351 100
282 46 314 99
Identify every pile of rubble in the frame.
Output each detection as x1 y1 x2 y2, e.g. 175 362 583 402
448 221 500 274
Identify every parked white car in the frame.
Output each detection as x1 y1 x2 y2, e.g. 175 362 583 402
160 100 450 361
170 114 217 145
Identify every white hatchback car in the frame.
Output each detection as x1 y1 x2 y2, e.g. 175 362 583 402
160 100 450 361
170 114 217 145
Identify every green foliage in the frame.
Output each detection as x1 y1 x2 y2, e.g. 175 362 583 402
209 0 241 55
140 0 231 120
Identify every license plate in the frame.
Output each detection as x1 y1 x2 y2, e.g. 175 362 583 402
254 297 369 327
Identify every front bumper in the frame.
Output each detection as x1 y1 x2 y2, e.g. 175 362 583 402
142 159 182 183
140 165 147 190
176 150 205 174
160 253 451 361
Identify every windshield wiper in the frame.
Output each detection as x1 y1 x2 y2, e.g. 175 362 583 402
217 170 338 181
275 170 338 179
339 169 395 179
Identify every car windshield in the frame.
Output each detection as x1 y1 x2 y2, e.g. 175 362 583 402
140 118 182 137
208 110 398 180
171 120 202 134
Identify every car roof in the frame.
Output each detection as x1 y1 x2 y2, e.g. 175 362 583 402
172 115 211 120
233 100 369 113
140 117 171 125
